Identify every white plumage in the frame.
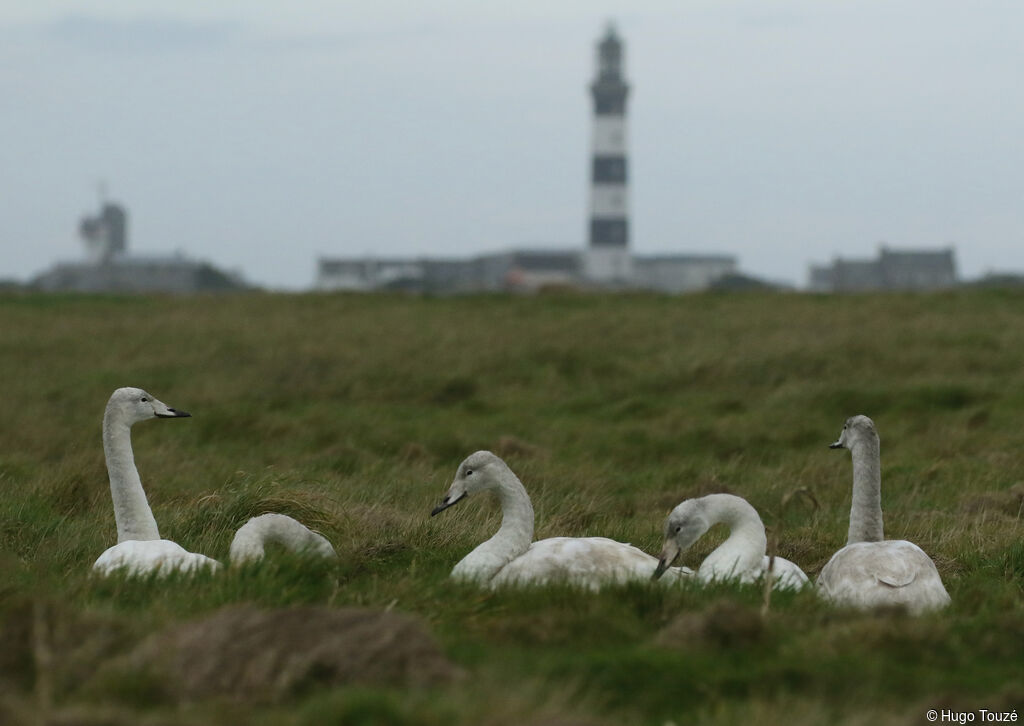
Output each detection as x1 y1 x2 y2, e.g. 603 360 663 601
92 387 211 578
653 492 809 590
93 387 334 577
492 536 685 588
230 513 337 564
817 540 949 613
757 555 809 590
432 451 693 589
93 539 221 577
817 415 950 614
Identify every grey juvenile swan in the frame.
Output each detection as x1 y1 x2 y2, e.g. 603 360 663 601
816 415 950 613
92 387 335 577
653 493 809 590
430 451 693 589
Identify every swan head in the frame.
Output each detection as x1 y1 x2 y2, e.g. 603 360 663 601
105 387 191 426
653 498 712 580
829 415 878 451
430 450 507 516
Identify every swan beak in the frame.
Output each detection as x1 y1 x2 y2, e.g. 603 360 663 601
828 439 843 449
431 491 467 517
652 540 681 580
156 408 191 418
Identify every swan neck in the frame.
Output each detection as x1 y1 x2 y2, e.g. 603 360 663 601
701 495 766 573
103 410 160 542
847 437 884 544
452 468 534 583
495 472 535 544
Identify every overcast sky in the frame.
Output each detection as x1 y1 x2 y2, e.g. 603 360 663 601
2 1 1022 289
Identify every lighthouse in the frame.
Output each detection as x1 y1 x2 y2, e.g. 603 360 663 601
584 23 631 284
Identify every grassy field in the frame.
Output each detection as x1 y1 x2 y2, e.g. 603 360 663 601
0 290 1022 726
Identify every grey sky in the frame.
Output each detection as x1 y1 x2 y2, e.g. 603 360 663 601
2 1 1022 289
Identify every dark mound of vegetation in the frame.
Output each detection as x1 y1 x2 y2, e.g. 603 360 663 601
108 605 460 702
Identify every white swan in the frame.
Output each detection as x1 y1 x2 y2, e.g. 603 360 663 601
652 493 809 590
816 415 950 614
230 513 337 564
92 387 221 577
92 388 335 577
430 450 693 589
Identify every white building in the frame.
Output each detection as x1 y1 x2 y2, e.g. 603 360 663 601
809 246 957 291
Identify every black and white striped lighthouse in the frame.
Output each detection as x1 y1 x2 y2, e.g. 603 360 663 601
584 23 631 284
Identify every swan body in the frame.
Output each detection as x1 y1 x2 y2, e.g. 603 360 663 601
230 513 337 564
817 540 947 611
817 415 950 614
431 451 693 589
653 493 809 590
92 388 334 577
755 555 808 590
94 539 221 577
483 536 683 588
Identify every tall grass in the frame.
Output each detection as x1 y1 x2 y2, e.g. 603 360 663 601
0 290 1022 725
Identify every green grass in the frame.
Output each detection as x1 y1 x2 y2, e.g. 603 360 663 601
1 290 1023 725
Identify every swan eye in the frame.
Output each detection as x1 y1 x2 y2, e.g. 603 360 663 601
465 469 474 477
140 397 149 402
674 525 682 534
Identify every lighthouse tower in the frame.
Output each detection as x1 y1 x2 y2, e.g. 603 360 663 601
584 23 631 284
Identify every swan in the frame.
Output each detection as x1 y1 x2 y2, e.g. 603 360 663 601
92 387 335 577
652 493 809 590
92 387 221 577
430 450 693 589
816 415 951 614
229 513 337 564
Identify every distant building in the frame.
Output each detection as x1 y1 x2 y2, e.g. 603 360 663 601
316 248 736 294
317 250 582 294
32 198 247 293
633 254 737 294
79 203 127 262
809 246 957 292
316 24 740 295
34 254 245 293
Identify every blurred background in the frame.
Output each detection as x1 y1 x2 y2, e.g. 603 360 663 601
2 0 1022 292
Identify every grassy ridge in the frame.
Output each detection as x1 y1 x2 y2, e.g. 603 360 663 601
1 290 1023 725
